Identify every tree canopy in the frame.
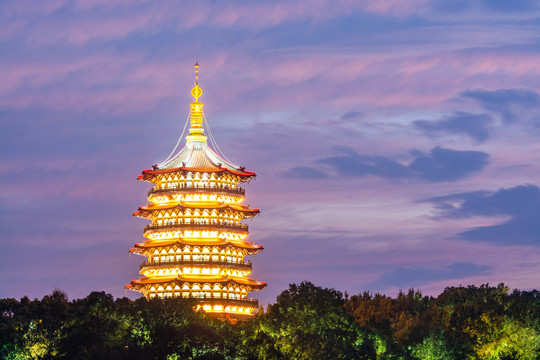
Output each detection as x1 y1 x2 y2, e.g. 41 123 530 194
1 283 539 359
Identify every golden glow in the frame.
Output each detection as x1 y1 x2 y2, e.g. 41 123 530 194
191 63 202 101
146 230 248 242
186 64 206 143
128 64 264 321
149 192 244 205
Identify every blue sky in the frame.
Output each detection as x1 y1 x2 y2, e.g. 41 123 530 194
1 0 539 305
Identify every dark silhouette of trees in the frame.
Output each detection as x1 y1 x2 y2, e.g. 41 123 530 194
241 281 377 359
1 283 539 359
345 283 540 359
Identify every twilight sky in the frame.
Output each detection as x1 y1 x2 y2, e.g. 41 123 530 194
1 0 540 305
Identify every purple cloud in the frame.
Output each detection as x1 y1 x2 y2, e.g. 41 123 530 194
286 146 489 182
414 112 493 143
282 166 330 179
408 147 489 182
426 185 540 245
434 0 540 14
2 0 540 304
366 262 492 290
462 88 540 123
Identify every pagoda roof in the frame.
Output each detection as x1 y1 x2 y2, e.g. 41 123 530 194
139 64 255 182
134 203 259 218
127 275 266 290
130 238 263 253
139 143 255 181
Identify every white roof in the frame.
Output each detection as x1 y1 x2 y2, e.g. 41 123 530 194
157 141 242 172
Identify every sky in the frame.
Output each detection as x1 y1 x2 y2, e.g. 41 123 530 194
1 0 540 306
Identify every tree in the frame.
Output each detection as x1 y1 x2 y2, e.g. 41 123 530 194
410 331 454 360
247 282 376 360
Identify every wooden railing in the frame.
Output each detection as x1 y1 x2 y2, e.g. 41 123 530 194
148 184 245 197
140 259 252 271
199 298 259 306
144 222 248 234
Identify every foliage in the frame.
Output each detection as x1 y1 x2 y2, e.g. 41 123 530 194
241 282 377 359
409 331 453 360
1 283 539 359
346 283 540 360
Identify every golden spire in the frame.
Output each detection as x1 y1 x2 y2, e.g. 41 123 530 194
191 62 203 101
186 62 207 144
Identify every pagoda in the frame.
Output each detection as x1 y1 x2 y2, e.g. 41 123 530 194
126 64 265 321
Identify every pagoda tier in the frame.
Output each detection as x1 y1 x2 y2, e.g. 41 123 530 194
126 275 265 321
129 239 263 254
134 203 259 220
127 64 265 321
139 164 256 182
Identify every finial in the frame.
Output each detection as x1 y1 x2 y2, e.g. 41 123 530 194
191 62 202 101
187 63 206 144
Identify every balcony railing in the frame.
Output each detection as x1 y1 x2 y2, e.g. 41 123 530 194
198 298 259 307
144 222 248 234
140 259 252 271
148 184 245 197
153 294 259 307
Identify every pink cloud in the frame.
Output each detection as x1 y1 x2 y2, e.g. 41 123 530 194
3 23 540 114
2 0 66 16
0 1 434 46
362 0 429 17
4 0 540 50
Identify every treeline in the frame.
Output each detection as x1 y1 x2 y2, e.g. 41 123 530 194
1 282 539 359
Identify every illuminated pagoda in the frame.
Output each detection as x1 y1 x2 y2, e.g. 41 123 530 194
126 64 265 321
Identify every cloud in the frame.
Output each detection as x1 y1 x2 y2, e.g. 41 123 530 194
367 262 492 290
414 112 493 143
462 88 540 123
3 34 540 114
318 146 410 178
290 146 489 182
3 0 540 304
408 147 489 182
432 0 540 17
282 166 330 179
426 185 540 245
340 111 364 121
0 1 427 46
485 0 535 12
482 0 539 12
